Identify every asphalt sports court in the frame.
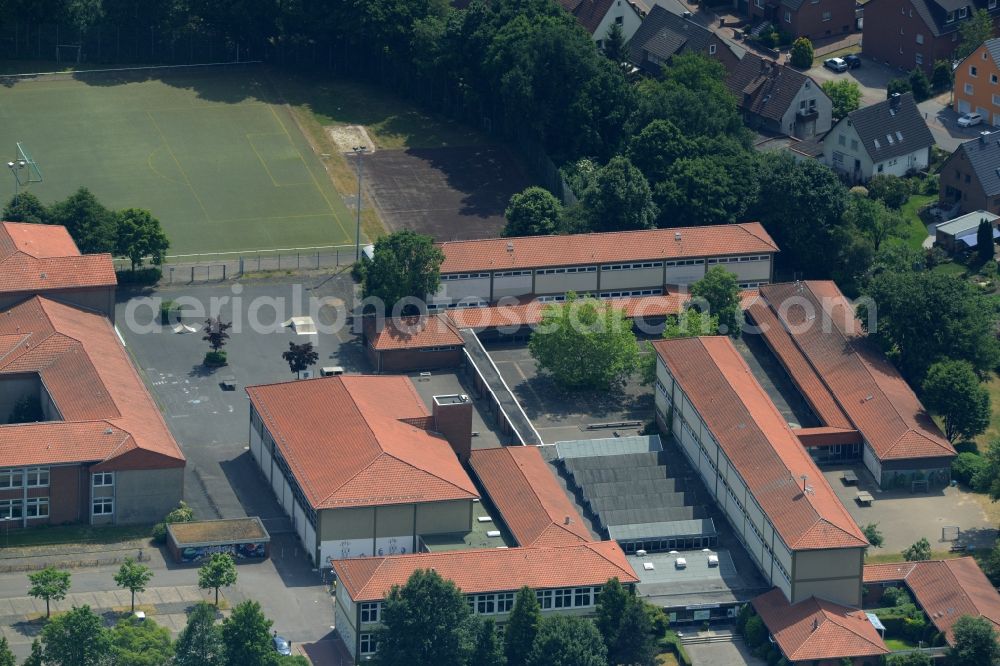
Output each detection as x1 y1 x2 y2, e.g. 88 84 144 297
0 67 352 255
360 145 533 241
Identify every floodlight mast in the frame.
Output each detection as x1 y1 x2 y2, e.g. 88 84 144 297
6 160 25 207
353 145 367 262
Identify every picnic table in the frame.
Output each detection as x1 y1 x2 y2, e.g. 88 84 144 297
841 470 858 486
856 491 874 506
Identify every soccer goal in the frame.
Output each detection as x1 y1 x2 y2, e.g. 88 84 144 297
10 143 43 185
942 525 960 542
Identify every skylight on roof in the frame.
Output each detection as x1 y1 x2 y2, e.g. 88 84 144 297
887 134 895 145
896 131 904 141
874 138 881 149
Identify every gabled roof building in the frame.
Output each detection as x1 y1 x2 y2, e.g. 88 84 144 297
555 0 646 46
940 132 1000 218
627 5 741 73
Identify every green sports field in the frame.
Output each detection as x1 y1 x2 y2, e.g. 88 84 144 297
0 68 353 255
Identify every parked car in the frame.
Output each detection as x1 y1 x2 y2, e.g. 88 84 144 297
824 57 848 73
844 54 862 69
958 112 983 127
272 635 292 657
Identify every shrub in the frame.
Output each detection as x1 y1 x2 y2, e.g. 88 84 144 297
744 614 768 648
932 59 953 91
887 78 912 98
115 267 161 285
955 441 980 454
152 501 195 544
952 452 987 487
881 586 912 607
789 37 814 68
204 350 228 367
923 173 939 195
351 255 369 282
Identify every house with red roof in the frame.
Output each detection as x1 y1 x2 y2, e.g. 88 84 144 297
361 314 465 373
865 558 1000 645
245 376 481 567
428 222 778 310
0 222 117 318
333 541 638 661
0 223 185 528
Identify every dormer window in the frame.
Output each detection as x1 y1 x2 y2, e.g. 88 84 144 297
947 11 955 21
959 6 968 17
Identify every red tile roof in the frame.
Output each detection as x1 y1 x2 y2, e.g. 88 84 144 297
556 0 617 33
245 376 478 510
364 314 464 351
446 291 761 331
437 223 778 274
654 336 868 551
468 446 592 548
752 588 889 661
864 558 1000 644
758 282 954 462
0 296 184 469
333 541 638 602
0 222 116 293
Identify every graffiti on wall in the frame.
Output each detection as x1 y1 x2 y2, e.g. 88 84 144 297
180 541 268 563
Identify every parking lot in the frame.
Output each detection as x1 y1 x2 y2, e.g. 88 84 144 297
484 343 653 444
807 55 898 106
821 465 997 553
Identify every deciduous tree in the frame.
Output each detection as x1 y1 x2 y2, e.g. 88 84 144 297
903 537 931 561
375 569 474 666
690 266 741 336
1 192 48 224
503 187 562 237
27 567 71 618
115 208 169 271
282 341 318 379
505 586 541 666
363 230 444 313
221 600 277 666
0 636 13 666
862 523 884 549
47 187 117 254
40 605 110 666
114 557 154 612
202 318 232 352
922 360 990 442
174 601 225 666
957 9 995 60
626 119 692 183
198 553 237 606
470 619 505 666
844 194 904 252
110 616 174 666
583 156 658 232
529 295 640 390
948 614 1000 666
822 79 862 119
866 175 910 210
525 615 607 666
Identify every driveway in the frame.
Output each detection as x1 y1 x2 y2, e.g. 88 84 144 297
686 640 766 665
919 93 990 152
807 55 897 106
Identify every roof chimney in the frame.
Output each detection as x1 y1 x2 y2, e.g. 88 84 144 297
674 231 682 241
432 394 473 462
889 92 901 111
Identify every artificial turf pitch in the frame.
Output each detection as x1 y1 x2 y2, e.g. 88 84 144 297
0 68 353 256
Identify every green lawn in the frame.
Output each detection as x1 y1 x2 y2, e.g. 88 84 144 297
0 67 354 255
884 638 919 650
1 523 153 549
899 194 935 251
977 373 1000 448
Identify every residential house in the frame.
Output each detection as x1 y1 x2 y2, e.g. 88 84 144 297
627 5 741 74
940 130 1000 215
245 376 481 567
821 92 934 182
0 223 185 529
862 0 1000 75
725 52 833 138
747 0 855 40
556 0 646 46
428 222 778 310
953 38 1000 121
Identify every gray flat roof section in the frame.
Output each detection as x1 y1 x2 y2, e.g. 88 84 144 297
631 549 766 608
936 210 999 237
609 518 717 542
555 435 662 459
562 452 663 472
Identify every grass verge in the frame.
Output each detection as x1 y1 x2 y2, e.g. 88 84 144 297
899 194 935 251
2 523 153 549
866 549 983 564
978 373 1000 448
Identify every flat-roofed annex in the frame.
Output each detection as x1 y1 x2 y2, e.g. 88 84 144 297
654 336 868 551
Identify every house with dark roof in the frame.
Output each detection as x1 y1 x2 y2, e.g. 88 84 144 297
245 376 480 567
953 38 1000 123
627 5 741 74
725 52 832 139
821 92 935 182
864 558 1000 645
940 132 1000 216
555 0 646 46
863 0 1000 75
747 0 855 41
